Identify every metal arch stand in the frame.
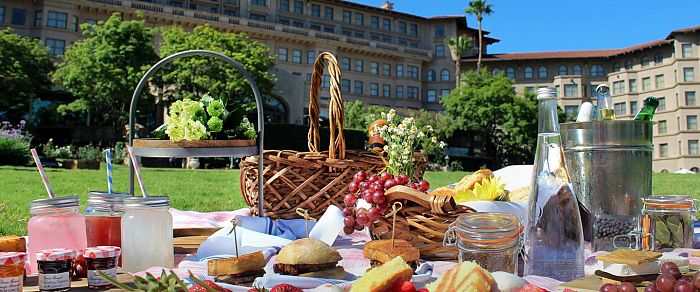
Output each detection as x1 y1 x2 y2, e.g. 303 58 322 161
127 50 266 217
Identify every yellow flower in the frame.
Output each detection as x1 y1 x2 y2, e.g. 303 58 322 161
454 177 508 203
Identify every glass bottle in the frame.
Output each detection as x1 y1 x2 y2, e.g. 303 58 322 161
596 84 615 120
634 96 659 121
121 196 173 273
523 87 585 282
27 197 87 274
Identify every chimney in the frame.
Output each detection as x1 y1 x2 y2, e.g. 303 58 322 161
380 1 394 11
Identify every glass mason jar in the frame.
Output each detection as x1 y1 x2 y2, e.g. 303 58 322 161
444 212 521 273
85 192 128 248
121 196 173 273
641 195 696 250
27 197 87 274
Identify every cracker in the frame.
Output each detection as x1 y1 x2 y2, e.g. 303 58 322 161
597 249 662 265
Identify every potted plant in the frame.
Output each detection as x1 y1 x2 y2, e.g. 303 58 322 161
43 139 79 169
76 144 101 169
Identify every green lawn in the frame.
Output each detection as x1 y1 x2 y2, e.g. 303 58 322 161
1 165 698 236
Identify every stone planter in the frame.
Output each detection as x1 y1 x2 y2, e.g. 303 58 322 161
61 159 100 170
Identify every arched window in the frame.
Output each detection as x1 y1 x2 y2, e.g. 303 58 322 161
427 69 436 81
641 56 650 68
558 65 567 76
691 167 699 173
492 68 501 75
654 52 663 65
264 95 289 124
538 66 548 78
590 64 605 76
572 65 582 75
440 69 450 81
612 62 620 72
505 67 515 79
524 67 534 79
624 59 632 70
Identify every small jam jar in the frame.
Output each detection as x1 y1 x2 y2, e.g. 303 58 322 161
444 212 522 273
0 252 27 291
36 249 75 292
83 246 121 289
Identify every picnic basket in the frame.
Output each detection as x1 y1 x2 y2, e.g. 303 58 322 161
240 52 426 219
370 186 474 260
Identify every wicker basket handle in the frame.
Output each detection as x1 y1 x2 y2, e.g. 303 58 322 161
385 185 457 214
308 52 346 160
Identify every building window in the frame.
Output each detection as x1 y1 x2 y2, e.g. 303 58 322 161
505 67 515 79
658 120 667 134
613 80 625 95
440 69 450 81
686 92 696 106
688 115 698 130
427 90 437 103
655 74 664 89
629 79 637 93
572 65 582 75
0 6 4 23
382 18 391 31
251 0 266 6
292 0 303 13
435 44 445 57
630 101 638 114
34 10 42 27
292 50 301 63
342 10 351 23
408 66 419 79
324 7 333 20
564 84 578 97
682 44 693 58
322 74 330 88
354 81 363 94
409 24 418 36
396 65 404 77
564 105 579 119
278 18 290 25
492 68 501 75
72 15 78 31
654 52 663 65
641 56 650 68
11 8 26 26
310 4 320 17
382 84 391 97
45 38 65 55
558 65 567 76
441 89 450 97
292 21 303 28
341 79 350 93
399 21 406 34
612 62 620 72
277 48 288 62
249 14 266 21
683 67 695 81
642 77 651 91
279 0 289 11
590 64 605 77
341 57 350 70
659 143 668 158
614 102 627 116
370 62 378 74
307 51 315 64
658 97 666 111
624 59 632 70
354 59 363 72
370 83 379 96
524 87 534 95
370 16 379 28
396 85 404 98
224 9 237 16
382 64 391 76
435 24 444 37
689 140 699 155
355 13 363 25
407 86 418 99
524 67 533 79
323 26 334 33
538 66 548 78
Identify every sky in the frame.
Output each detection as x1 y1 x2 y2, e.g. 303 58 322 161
358 0 700 54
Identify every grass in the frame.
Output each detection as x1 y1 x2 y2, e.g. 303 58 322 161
1 166 698 236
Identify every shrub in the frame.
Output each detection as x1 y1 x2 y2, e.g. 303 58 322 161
0 121 31 166
77 144 102 161
43 138 75 159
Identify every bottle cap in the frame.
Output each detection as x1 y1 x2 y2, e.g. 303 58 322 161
0 252 26 265
30 196 80 213
536 87 557 100
124 196 170 208
36 248 76 262
83 246 121 259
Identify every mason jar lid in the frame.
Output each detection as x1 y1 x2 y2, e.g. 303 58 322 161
642 195 695 211
86 192 129 212
124 196 170 208
454 212 521 246
30 196 80 212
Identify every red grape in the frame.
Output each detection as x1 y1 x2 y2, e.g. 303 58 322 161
359 181 369 191
342 207 354 216
344 193 357 207
380 172 393 183
373 191 386 204
661 262 681 279
72 254 87 279
354 223 364 231
384 179 397 190
396 174 408 185
677 277 691 285
410 182 419 190
356 207 367 215
379 203 390 214
343 226 354 234
674 281 693 292
368 175 378 184
354 171 366 183
371 182 383 192
691 272 700 289
656 275 677 292
362 191 374 204
348 181 359 193
356 212 369 226
367 207 381 221
418 180 430 192
645 284 659 292
618 282 636 292
344 216 355 227
599 283 618 292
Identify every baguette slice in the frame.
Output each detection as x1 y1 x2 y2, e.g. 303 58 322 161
0 236 26 252
207 251 266 277
364 239 420 265
427 261 495 292
350 257 412 292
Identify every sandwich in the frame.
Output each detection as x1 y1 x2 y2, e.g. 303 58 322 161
207 251 266 285
364 239 420 271
426 261 495 292
273 238 345 280
350 256 413 292
594 250 688 284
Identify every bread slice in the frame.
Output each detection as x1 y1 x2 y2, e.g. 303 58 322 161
299 266 347 280
207 251 266 276
455 169 493 191
0 236 26 252
364 239 420 265
350 257 413 292
426 261 495 292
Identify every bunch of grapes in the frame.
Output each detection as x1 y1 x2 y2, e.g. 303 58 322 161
341 170 430 234
599 262 700 292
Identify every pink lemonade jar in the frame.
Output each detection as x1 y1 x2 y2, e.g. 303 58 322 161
27 197 87 274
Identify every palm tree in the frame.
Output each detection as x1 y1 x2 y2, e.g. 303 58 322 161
465 0 494 70
446 35 472 86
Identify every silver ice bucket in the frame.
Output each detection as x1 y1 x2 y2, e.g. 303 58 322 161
560 120 653 245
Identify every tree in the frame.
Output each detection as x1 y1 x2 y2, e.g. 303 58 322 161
52 12 158 132
465 0 494 70
446 35 473 86
441 69 537 167
0 29 54 122
344 100 386 131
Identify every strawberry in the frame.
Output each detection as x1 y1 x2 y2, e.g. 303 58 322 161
517 284 549 292
270 284 303 292
189 285 208 292
416 289 430 292
201 280 229 292
394 281 417 292
247 287 269 292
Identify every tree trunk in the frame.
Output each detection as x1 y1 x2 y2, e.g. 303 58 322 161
477 16 483 70
455 61 461 87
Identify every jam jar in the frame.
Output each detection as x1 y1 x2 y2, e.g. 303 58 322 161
0 252 26 291
36 248 75 292
444 212 522 273
83 246 120 289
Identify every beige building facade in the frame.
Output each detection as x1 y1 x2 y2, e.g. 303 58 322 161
465 26 700 173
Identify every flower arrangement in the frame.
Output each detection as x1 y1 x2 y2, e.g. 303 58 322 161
373 109 446 180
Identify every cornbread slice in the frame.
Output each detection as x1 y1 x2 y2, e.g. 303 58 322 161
350 257 413 292
207 251 266 276
596 249 662 266
427 261 495 292
0 236 26 252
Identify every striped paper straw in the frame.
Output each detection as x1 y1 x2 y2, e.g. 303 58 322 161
30 149 55 198
127 146 148 197
105 149 113 194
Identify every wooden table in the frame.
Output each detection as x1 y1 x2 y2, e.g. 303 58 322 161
23 271 134 291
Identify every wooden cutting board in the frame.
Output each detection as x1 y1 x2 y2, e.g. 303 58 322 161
558 275 646 292
173 227 221 254
23 270 134 291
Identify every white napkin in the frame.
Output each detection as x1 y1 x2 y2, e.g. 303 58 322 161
253 274 350 289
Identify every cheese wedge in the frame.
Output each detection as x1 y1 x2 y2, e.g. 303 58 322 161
599 253 689 277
